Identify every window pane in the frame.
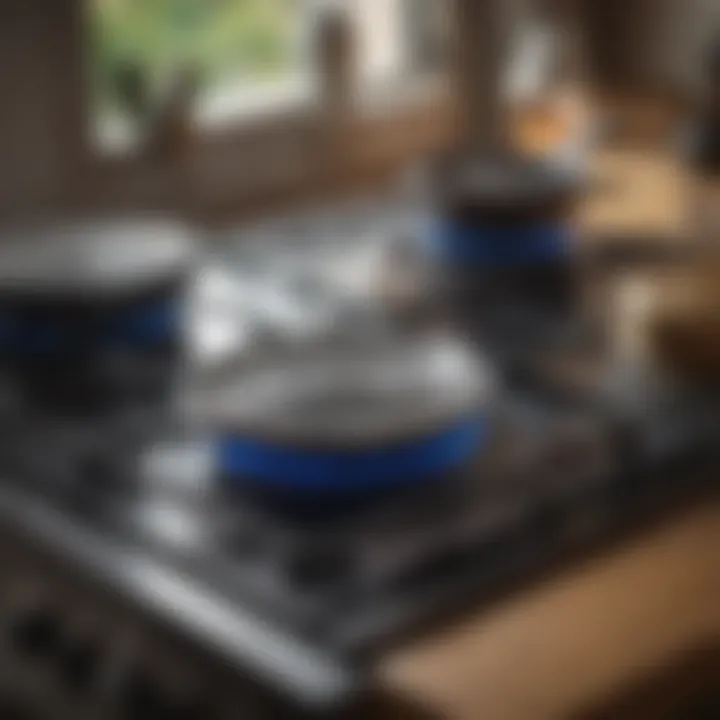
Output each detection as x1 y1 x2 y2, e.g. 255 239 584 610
401 0 450 73
348 0 449 82
89 0 454 151
90 0 300 145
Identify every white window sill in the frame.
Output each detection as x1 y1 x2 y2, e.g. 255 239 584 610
92 70 443 158
92 73 317 157
196 73 318 131
91 21 551 162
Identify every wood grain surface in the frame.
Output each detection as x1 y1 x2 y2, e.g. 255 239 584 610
378 503 720 720
579 149 690 242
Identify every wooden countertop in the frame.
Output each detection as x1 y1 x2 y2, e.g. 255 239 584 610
580 148 690 241
374 147 720 720
378 503 720 720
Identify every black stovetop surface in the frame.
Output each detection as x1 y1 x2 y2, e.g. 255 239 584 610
0 319 718 711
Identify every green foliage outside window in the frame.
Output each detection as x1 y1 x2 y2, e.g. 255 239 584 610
92 0 296 115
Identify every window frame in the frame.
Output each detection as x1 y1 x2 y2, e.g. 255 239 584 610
72 0 559 223
82 0 456 222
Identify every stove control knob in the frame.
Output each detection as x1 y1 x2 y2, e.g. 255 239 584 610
9 608 63 658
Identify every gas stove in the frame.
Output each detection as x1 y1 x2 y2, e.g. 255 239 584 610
0 208 717 720
0 358 717 719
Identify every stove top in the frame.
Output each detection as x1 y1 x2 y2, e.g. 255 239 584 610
0 355 717 716
0 205 718 718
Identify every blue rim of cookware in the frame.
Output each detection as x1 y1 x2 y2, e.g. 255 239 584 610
218 416 487 493
438 220 571 268
0 296 180 356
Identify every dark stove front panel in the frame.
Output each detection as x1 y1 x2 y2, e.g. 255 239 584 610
0 507 357 720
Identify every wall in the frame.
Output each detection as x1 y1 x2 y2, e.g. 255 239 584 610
672 0 719 94
585 0 718 98
0 0 715 223
0 0 86 218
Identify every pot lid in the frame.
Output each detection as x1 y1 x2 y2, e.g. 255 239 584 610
186 331 495 448
0 217 196 297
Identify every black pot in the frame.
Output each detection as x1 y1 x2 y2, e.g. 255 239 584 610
190 333 496 521
0 218 195 414
433 152 583 333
